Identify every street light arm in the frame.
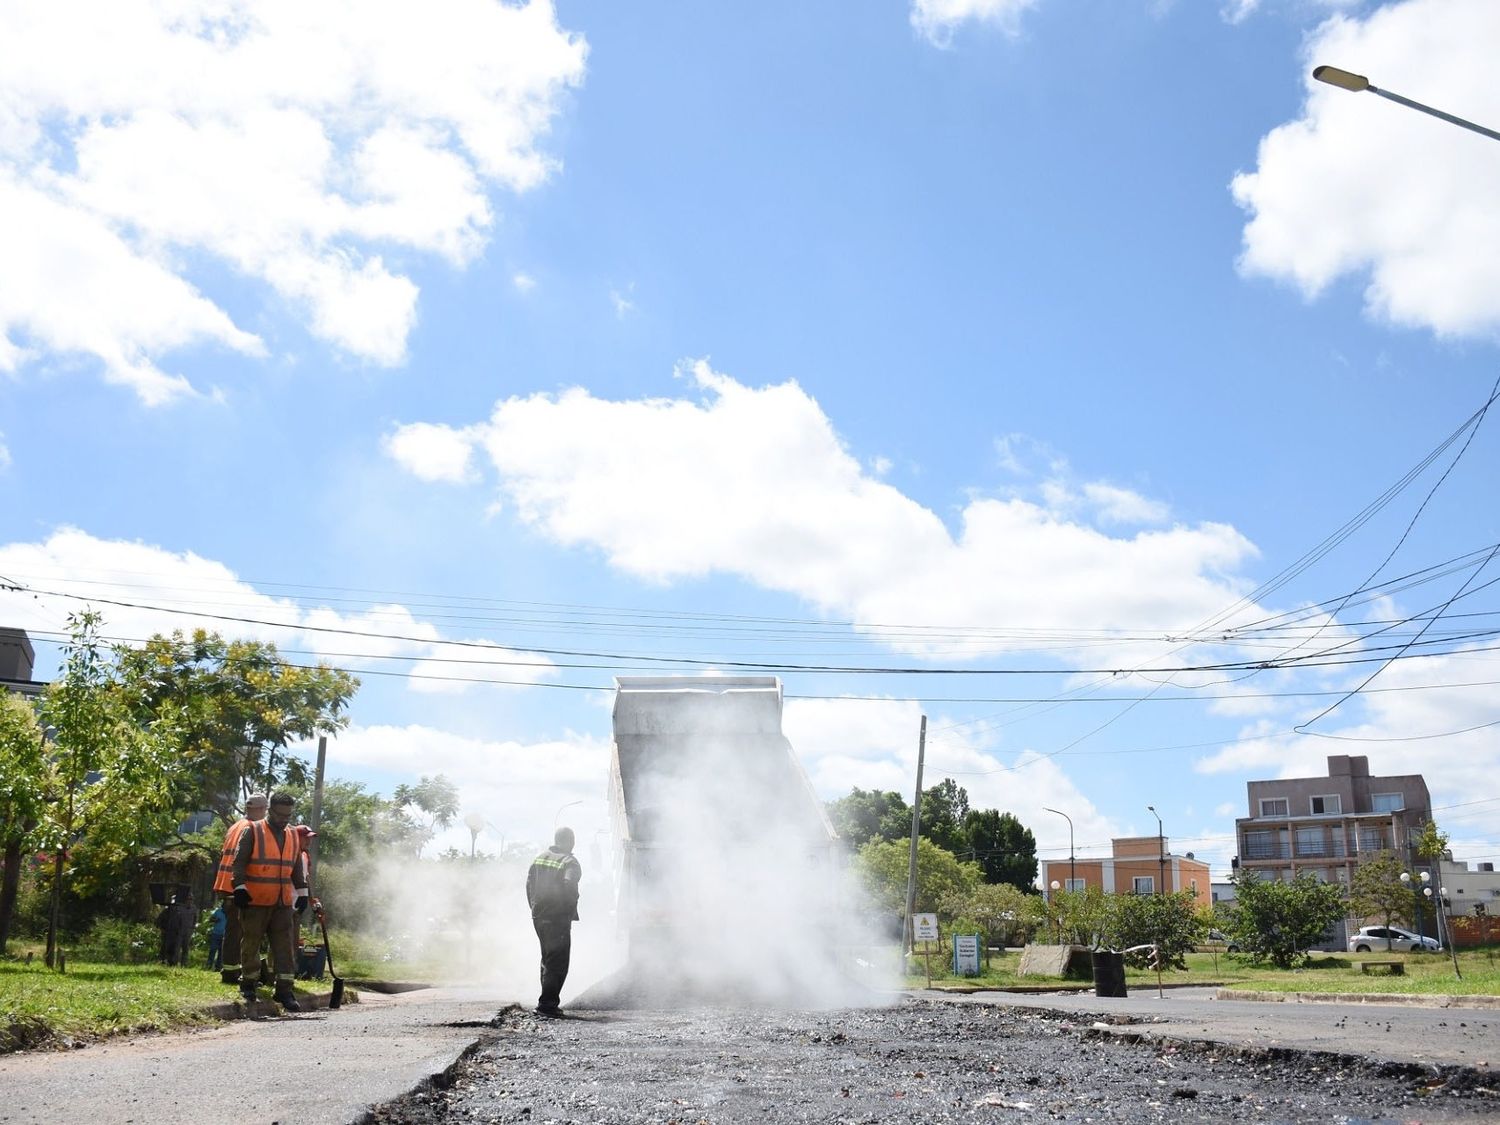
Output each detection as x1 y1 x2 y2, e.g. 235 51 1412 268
1313 64 1500 144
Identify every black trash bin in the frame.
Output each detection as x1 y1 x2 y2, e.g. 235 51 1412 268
1091 950 1127 998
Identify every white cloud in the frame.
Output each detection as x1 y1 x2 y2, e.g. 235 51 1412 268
1233 0 1500 339
383 421 478 484
0 527 556 692
1081 482 1170 526
609 284 635 319
0 432 10 472
0 0 586 402
393 362 1261 661
513 272 537 293
324 723 610 848
910 0 1039 46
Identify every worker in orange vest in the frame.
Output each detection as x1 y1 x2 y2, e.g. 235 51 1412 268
231 792 308 1011
212 793 267 986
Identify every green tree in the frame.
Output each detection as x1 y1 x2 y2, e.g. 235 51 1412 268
853 836 981 921
825 787 911 847
112 629 359 826
393 774 460 856
961 808 1037 889
1108 890 1203 969
938 881 1032 950
1348 850 1413 949
276 778 428 862
0 693 49 953
1046 885 1115 947
1226 869 1345 969
38 612 185 968
920 779 969 856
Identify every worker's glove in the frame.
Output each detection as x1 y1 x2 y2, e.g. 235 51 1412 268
294 892 308 914
232 886 252 908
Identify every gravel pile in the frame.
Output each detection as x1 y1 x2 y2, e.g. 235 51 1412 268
363 997 1499 1123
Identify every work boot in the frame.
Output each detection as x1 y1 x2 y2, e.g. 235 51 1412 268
273 987 302 1012
220 969 241 985
239 984 258 1006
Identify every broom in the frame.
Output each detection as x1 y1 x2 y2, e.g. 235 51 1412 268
316 906 345 1009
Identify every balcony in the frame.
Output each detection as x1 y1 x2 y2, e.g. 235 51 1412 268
1293 839 1348 859
1241 841 1290 861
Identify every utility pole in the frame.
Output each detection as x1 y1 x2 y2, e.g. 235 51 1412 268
307 735 327 899
902 715 927 956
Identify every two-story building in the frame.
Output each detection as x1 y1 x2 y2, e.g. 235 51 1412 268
1040 835 1210 910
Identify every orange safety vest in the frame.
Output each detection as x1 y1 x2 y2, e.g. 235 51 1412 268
241 820 300 907
212 819 252 894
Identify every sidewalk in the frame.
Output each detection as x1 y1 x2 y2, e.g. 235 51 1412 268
0 985 516 1125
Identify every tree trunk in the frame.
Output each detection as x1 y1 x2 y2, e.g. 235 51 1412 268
0 834 22 954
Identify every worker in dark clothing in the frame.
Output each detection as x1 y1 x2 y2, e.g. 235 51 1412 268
526 826 581 1016
231 791 308 1011
167 888 196 966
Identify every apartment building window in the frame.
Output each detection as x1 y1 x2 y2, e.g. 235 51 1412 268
1133 876 1154 894
1371 792 1404 813
1310 794 1342 815
1259 797 1288 817
1358 826 1384 853
1296 826 1325 856
1065 878 1086 892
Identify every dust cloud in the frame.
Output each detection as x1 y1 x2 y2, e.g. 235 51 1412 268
316 677 895 1010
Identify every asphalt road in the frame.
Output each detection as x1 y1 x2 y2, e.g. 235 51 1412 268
365 992 1500 1124
3 985 1499 1124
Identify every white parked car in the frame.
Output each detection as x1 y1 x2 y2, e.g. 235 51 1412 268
1347 925 1439 953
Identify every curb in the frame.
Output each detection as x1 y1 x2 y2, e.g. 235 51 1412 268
1219 988 1500 1010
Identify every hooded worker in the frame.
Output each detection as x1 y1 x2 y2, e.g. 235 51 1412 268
212 793 268 986
526 826 581 1016
231 791 308 1011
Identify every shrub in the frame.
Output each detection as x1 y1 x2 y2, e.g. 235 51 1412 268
73 918 162 964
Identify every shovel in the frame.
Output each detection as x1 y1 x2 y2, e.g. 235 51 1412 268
316 908 345 1009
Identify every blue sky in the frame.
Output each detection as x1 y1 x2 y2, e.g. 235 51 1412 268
3 0 1499 879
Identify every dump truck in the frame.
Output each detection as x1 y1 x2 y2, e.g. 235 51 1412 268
606 675 839 958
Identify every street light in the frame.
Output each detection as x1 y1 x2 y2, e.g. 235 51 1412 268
1146 805 1165 895
1312 65 1500 144
1043 807 1075 892
553 799 583 828
462 811 486 858
1400 869 1431 940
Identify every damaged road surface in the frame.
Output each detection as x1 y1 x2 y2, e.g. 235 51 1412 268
364 997 1499 1123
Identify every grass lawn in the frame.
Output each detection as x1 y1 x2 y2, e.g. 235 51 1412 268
0 956 231 1050
907 947 1500 996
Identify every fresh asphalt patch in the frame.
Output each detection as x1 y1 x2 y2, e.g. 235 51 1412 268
362 996 1500 1124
